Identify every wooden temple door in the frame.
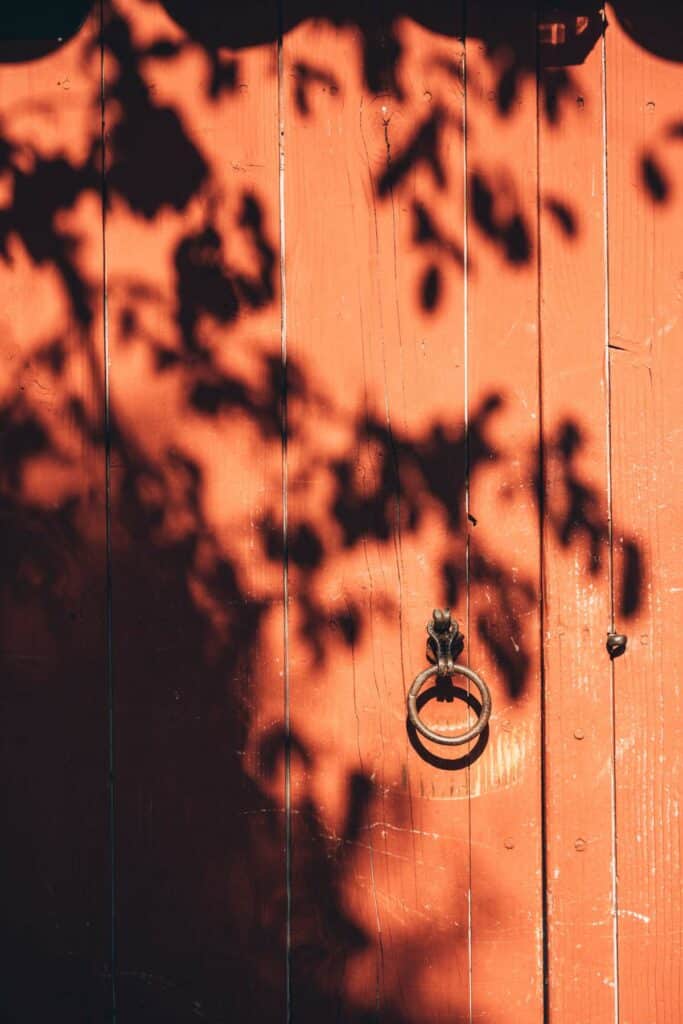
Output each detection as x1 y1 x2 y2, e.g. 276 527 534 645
0 3 682 1023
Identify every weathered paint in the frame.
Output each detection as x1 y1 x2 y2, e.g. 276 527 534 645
0 3 681 1023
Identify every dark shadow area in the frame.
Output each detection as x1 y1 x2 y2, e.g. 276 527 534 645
0 1 662 1021
4 2 683 64
544 195 577 236
0 1 91 60
535 419 646 609
470 171 532 264
636 117 683 204
641 149 669 202
611 1 683 63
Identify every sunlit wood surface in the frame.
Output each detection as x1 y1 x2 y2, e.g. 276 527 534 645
0 3 681 1022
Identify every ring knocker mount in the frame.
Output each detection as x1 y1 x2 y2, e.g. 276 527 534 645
407 608 492 747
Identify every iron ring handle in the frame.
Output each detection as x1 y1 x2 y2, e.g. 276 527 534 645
407 663 492 747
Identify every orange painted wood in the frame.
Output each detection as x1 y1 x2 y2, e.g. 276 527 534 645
3 7 683 1024
282 8 473 1020
538 17 618 1020
464 6 544 1020
606 7 683 1021
103 1 284 1018
0 11 110 1018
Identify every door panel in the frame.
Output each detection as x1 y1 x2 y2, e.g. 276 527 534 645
606 7 683 1020
0 3 682 1023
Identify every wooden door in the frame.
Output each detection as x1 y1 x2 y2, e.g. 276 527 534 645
0 3 681 1023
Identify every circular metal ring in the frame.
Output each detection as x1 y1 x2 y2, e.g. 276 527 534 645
407 664 492 746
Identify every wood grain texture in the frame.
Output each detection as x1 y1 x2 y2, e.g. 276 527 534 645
0 10 110 1018
104 1 284 1019
465 5 544 1021
538 15 617 1021
606 6 683 1022
3 5 682 1024
282 7 473 1021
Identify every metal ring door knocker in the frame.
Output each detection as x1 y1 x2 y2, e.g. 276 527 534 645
407 609 492 746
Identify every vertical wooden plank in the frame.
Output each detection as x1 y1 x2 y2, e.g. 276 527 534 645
282 6 472 1020
0 11 110 1019
104 1 284 1019
606 7 683 1022
464 4 544 1020
538 10 619 1019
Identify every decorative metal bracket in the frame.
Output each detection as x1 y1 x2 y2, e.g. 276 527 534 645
408 608 491 747
426 608 464 675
